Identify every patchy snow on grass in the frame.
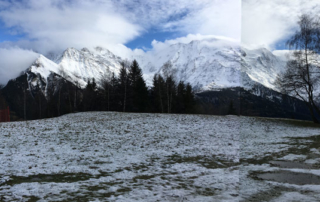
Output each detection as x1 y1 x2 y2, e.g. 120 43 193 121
278 154 308 161
270 192 320 202
240 117 320 201
0 112 319 201
0 112 240 201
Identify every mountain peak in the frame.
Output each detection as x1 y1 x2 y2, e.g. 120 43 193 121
8 39 287 95
28 54 60 80
94 46 107 52
65 47 78 52
81 47 91 53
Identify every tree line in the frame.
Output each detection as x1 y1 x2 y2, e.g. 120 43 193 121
0 59 196 121
0 84 7 110
81 59 195 114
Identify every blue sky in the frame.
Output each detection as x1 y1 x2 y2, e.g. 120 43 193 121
0 20 18 41
0 0 319 85
274 40 287 50
0 10 181 50
0 0 240 54
1 0 318 53
125 31 183 50
1 0 235 84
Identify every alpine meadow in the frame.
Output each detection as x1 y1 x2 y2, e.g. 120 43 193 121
0 0 320 201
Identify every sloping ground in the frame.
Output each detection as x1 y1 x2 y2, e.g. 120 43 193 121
0 112 239 201
240 118 320 201
0 112 319 201
196 87 313 120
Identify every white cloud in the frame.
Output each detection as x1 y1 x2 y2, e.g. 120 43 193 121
0 0 241 84
134 34 240 73
115 0 241 41
106 44 145 61
150 34 239 52
0 0 142 54
0 48 39 85
111 34 240 62
0 0 240 53
242 0 320 49
161 0 241 41
5 0 319 54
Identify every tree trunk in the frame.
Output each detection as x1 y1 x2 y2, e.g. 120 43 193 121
68 88 72 113
159 86 163 113
311 100 320 117
123 80 127 112
307 102 319 123
58 89 61 116
24 88 26 120
167 84 169 113
108 85 110 111
39 95 41 119
170 92 172 113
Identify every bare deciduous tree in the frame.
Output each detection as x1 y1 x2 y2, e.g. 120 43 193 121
276 14 320 123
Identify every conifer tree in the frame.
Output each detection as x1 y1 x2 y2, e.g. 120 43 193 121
176 81 186 113
128 60 148 112
101 69 112 111
110 72 120 111
185 83 195 113
165 75 176 113
151 74 165 113
128 60 142 86
0 85 7 110
134 76 149 112
118 61 129 112
227 100 237 115
83 78 97 111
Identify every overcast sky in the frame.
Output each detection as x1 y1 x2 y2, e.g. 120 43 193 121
242 0 320 50
0 0 319 85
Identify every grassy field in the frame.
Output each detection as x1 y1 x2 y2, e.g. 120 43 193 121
0 112 319 201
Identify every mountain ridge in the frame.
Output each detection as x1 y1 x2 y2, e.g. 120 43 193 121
3 37 318 121
11 37 287 97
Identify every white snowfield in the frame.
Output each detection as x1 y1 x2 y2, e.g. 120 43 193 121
1 112 320 201
29 47 123 89
25 37 287 94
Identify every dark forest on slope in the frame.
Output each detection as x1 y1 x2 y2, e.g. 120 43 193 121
0 60 197 121
0 61 315 122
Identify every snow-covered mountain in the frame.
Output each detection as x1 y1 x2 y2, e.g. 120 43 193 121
5 37 317 121
137 38 243 90
51 47 122 88
23 46 123 98
134 39 286 92
241 47 286 90
18 37 287 99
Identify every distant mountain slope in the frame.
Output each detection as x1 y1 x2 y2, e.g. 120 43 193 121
53 47 122 88
241 47 286 90
135 39 286 92
137 38 242 90
2 37 318 121
1 36 293 109
9 37 287 96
